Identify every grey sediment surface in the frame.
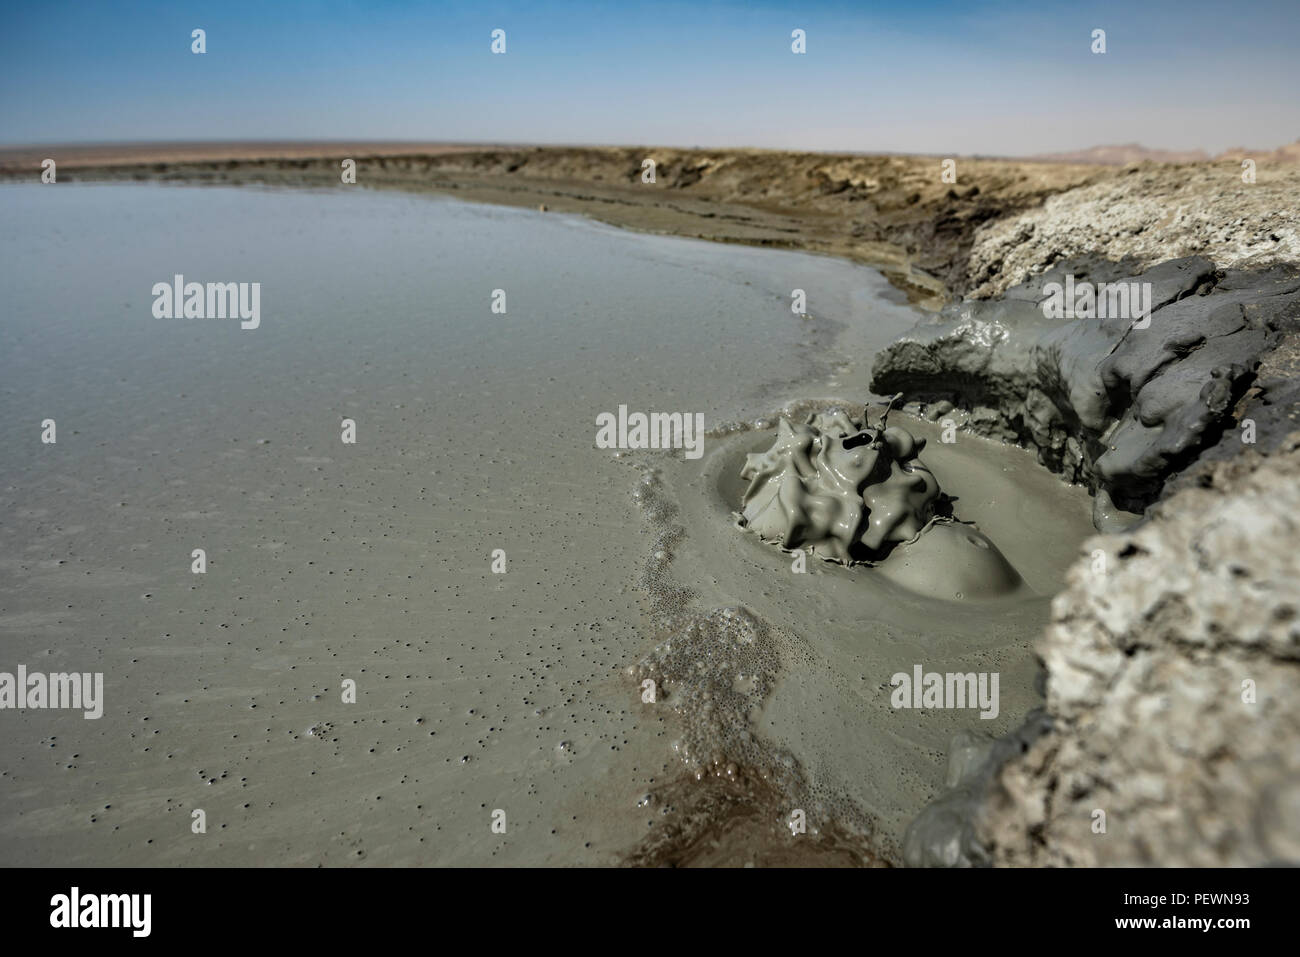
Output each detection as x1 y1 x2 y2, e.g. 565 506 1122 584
4 182 956 867
3 143 1298 867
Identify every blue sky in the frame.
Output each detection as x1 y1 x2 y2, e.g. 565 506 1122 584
2 0 1297 154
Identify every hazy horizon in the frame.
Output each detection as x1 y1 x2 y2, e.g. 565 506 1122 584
3 0 1299 157
1 136 1296 159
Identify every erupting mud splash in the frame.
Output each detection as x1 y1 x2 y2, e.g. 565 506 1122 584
739 404 945 561
737 404 1023 598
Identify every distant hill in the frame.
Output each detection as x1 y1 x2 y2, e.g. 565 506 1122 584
1027 140 1300 165
1215 140 1300 164
1028 143 1209 164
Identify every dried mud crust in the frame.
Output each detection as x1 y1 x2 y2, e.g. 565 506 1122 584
967 163 1300 299
975 437 1300 866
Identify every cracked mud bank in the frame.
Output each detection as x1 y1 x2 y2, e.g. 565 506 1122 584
872 257 1300 529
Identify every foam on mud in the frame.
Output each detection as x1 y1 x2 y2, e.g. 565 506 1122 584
623 456 883 863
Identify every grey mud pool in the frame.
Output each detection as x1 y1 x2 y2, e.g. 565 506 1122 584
0 183 1093 865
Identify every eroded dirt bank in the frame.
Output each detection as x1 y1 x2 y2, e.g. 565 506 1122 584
0 142 1135 309
5 142 1298 313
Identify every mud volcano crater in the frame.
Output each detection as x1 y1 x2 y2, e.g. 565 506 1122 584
735 405 1024 600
